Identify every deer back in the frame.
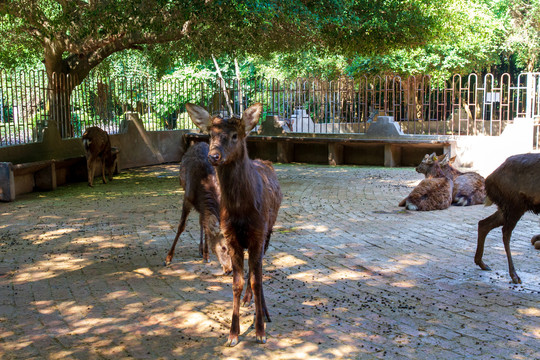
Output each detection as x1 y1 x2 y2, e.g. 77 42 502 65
485 153 540 214
82 127 111 158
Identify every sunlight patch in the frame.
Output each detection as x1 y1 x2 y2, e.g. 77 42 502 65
390 280 416 288
12 256 91 284
272 254 307 268
133 268 154 277
518 307 540 317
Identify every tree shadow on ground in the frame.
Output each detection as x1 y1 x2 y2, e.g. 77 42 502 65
1 164 539 359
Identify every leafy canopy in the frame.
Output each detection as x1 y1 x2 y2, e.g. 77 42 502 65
0 0 448 78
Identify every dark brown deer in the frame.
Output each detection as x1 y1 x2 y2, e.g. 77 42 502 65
165 142 232 274
416 153 486 206
82 127 117 187
475 153 540 284
399 159 454 211
186 102 282 347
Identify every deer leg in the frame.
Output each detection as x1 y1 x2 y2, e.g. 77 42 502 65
165 203 192 265
475 210 504 271
243 266 270 322
502 215 521 284
101 159 108 184
242 277 253 306
261 283 271 323
248 248 266 344
199 215 209 263
87 156 95 187
226 242 244 347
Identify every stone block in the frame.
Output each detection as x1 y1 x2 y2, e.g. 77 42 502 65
366 116 404 138
0 162 15 202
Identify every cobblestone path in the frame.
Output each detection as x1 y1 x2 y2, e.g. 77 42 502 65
1 164 539 359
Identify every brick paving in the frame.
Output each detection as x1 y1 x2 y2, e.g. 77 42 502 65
0 163 539 359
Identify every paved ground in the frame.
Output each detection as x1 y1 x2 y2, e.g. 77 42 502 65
0 163 539 360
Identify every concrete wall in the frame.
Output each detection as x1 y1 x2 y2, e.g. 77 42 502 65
0 113 187 169
453 118 535 177
0 114 535 201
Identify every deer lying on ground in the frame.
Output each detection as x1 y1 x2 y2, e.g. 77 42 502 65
475 153 540 284
416 153 486 206
186 102 282 347
165 142 232 274
82 127 117 187
399 159 454 211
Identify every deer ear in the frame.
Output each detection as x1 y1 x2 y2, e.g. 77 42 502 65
186 103 211 133
242 103 263 134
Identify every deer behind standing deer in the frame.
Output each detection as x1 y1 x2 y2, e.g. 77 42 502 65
186 102 282 347
474 153 540 284
82 127 117 187
165 142 232 274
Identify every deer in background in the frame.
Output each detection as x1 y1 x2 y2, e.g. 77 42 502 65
165 142 232 274
475 153 540 284
399 158 454 211
416 152 486 206
82 127 118 187
186 102 282 347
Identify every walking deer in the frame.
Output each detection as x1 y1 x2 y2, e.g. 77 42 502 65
165 142 232 274
399 159 454 211
186 102 282 346
475 153 540 284
82 127 117 187
416 153 486 206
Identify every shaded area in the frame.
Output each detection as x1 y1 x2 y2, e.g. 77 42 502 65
0 164 539 359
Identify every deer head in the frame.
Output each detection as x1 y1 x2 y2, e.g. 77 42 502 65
186 103 263 166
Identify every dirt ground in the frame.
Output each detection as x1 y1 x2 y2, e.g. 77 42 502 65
0 163 539 359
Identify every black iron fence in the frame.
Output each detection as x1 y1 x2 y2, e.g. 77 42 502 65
1 70 539 148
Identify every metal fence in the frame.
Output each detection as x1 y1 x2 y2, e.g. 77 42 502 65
1 70 539 148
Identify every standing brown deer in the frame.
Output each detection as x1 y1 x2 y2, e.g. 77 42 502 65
475 153 540 284
186 102 282 347
416 153 486 206
165 142 232 274
82 127 117 187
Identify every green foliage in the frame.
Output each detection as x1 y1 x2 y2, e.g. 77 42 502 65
345 0 508 82
0 0 448 77
504 0 540 71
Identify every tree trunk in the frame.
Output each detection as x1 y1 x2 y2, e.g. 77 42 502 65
48 73 77 138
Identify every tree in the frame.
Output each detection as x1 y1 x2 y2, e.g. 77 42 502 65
505 0 540 71
345 0 509 82
0 0 447 136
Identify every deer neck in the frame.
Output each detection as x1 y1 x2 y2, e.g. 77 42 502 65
215 146 259 212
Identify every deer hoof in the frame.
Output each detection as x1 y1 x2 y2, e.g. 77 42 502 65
510 275 522 284
256 335 267 344
475 259 490 271
225 336 239 347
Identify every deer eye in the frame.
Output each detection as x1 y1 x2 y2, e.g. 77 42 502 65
231 133 238 141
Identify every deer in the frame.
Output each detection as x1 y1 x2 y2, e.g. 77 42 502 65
474 153 540 284
82 127 117 187
399 157 454 211
165 142 232 274
416 152 486 206
186 102 282 347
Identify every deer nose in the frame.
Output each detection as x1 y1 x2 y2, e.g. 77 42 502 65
208 153 221 164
